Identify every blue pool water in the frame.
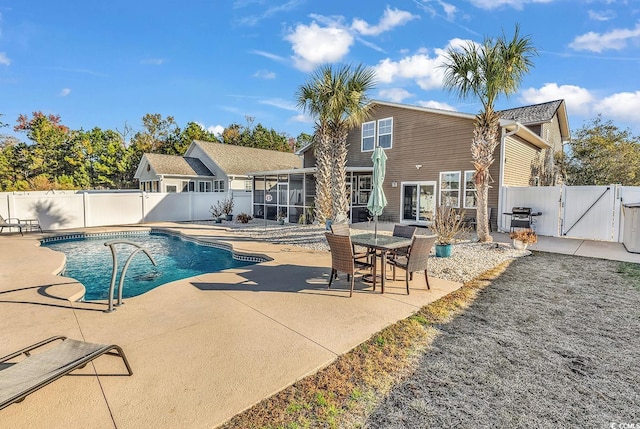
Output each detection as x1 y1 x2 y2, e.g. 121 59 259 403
43 233 255 301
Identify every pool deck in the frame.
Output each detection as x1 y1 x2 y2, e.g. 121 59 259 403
0 223 464 429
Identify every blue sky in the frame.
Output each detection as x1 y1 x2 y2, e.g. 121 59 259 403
2 0 640 143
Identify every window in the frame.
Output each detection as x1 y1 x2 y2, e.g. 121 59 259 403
166 185 177 193
377 118 393 149
214 180 225 192
182 181 195 192
152 181 159 192
361 118 393 152
357 175 372 204
199 181 211 192
463 170 477 208
439 171 461 208
361 121 375 152
244 180 253 192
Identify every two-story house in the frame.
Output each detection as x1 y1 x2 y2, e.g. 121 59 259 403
249 99 569 229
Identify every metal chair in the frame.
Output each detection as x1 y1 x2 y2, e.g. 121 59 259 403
325 232 372 297
387 234 438 294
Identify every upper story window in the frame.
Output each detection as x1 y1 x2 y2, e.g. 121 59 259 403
377 118 393 149
361 117 393 152
362 121 375 152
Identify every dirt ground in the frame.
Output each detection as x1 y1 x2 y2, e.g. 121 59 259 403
364 252 640 428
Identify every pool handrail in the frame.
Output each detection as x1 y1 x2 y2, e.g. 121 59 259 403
104 240 157 313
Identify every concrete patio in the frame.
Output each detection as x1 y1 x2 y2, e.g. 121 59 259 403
0 223 463 429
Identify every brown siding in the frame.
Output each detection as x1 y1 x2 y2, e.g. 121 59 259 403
343 104 501 222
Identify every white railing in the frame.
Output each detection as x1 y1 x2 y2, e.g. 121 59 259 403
0 190 252 231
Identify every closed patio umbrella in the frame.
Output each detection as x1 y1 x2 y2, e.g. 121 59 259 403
367 145 388 239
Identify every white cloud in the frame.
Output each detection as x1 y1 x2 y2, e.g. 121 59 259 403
253 69 276 79
140 58 165 65
251 50 287 63
378 88 413 103
351 7 418 36
208 125 225 136
468 0 553 10
569 22 640 52
59 88 71 97
417 0 458 20
0 52 10 66
285 22 354 71
521 83 595 116
374 38 468 90
588 9 615 21
260 98 297 111
595 91 640 123
291 113 313 124
417 100 456 111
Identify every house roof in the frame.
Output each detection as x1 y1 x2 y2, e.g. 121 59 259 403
191 140 302 176
144 153 213 177
499 99 570 141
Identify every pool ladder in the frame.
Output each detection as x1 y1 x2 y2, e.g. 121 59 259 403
104 240 157 313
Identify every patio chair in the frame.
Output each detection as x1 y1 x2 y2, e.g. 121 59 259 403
0 336 133 410
325 232 373 297
330 223 373 265
0 215 24 235
387 234 438 294
386 224 418 268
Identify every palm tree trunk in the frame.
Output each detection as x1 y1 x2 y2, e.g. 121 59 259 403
331 130 350 223
472 111 500 242
314 132 333 223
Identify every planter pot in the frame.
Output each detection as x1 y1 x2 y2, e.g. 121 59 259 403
214 218 223 224
225 214 233 221
278 219 285 225
435 243 453 257
512 239 527 250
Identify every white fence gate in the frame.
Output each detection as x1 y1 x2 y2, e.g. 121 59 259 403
502 185 640 242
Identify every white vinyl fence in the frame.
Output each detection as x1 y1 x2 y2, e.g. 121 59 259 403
0 190 252 231
501 185 640 242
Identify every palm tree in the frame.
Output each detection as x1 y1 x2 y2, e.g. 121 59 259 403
296 64 376 224
441 25 537 242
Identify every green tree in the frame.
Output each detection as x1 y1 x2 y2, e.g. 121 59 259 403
296 64 376 223
295 132 313 151
564 116 640 186
442 25 537 242
14 112 71 182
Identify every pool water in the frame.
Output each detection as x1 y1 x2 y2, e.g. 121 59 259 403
43 233 255 301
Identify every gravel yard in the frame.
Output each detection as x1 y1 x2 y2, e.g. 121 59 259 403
222 222 529 284
364 252 640 428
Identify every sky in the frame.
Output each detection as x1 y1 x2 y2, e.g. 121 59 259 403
1 0 640 143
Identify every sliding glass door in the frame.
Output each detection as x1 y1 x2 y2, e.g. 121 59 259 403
401 182 435 224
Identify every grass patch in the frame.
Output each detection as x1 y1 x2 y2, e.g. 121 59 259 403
217 261 512 429
617 261 640 290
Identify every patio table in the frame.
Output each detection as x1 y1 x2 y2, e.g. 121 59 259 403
351 233 413 294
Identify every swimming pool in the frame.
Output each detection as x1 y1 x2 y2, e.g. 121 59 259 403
43 232 257 301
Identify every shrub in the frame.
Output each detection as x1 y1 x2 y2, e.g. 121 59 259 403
221 197 234 215
432 206 467 245
237 213 252 223
509 229 537 244
210 201 224 218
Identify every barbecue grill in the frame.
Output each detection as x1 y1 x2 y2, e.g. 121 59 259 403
509 207 533 231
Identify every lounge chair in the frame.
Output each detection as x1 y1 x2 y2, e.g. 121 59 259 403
387 234 438 294
0 336 133 410
325 232 373 297
0 215 24 235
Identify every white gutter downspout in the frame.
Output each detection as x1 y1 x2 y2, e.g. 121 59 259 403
498 123 520 232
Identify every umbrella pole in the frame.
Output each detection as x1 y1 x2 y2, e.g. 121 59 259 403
374 214 378 240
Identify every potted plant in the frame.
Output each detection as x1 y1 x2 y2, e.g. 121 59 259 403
277 210 286 225
210 201 224 223
431 205 467 257
510 229 537 250
222 197 234 221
